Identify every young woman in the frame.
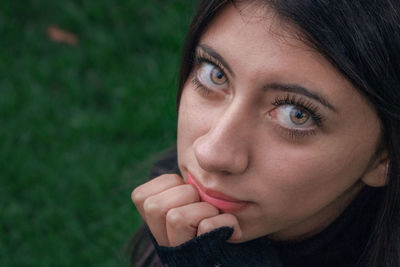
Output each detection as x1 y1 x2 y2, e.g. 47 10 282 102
130 0 400 266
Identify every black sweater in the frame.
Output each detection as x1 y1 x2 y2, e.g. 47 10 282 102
134 148 384 267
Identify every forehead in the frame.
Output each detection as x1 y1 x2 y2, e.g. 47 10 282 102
198 3 354 98
204 5 280 41
200 3 313 67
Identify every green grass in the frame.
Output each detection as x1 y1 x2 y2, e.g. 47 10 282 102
0 1 195 266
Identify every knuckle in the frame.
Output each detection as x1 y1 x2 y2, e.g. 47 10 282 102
131 186 144 204
223 213 237 223
208 204 220 214
166 208 185 227
171 173 184 184
157 173 170 180
160 173 182 185
143 196 164 217
198 219 217 234
186 183 197 193
184 184 200 200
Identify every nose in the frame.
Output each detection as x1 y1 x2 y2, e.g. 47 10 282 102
193 104 250 174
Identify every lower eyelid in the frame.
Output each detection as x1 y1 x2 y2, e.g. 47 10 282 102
192 77 209 91
271 121 318 140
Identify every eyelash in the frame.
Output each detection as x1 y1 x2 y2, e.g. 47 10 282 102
271 95 323 139
271 94 323 127
192 78 212 96
191 52 228 96
194 52 228 76
191 53 324 139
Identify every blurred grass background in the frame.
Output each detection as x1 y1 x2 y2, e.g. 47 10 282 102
0 0 194 265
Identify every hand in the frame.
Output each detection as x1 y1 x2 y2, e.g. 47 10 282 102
132 174 242 246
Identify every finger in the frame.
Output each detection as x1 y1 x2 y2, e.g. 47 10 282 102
197 213 242 242
143 184 199 246
131 174 184 218
166 202 220 246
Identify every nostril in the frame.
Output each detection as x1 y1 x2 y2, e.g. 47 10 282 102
220 170 232 176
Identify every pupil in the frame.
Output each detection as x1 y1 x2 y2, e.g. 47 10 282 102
210 67 226 85
295 111 304 119
290 108 309 125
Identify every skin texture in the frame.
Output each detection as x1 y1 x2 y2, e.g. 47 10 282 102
132 3 387 247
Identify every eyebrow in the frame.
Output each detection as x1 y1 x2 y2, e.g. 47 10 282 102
197 44 338 113
265 83 338 112
198 44 235 77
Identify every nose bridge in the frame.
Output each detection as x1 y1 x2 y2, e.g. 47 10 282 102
212 101 249 142
194 100 251 174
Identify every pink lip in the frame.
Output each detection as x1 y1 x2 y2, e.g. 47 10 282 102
186 173 247 212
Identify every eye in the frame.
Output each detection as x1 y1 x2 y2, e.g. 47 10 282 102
210 67 227 85
269 105 315 128
196 62 228 90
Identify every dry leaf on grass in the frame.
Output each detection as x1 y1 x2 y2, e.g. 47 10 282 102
47 26 79 46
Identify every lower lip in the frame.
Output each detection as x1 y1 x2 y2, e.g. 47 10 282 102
186 173 247 212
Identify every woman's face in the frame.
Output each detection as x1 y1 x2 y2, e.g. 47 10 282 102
177 4 383 242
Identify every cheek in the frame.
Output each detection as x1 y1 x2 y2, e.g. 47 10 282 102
251 139 374 215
